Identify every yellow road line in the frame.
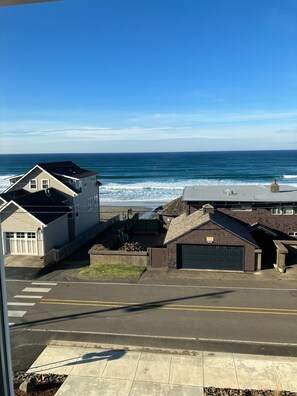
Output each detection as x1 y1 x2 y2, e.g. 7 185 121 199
40 299 297 316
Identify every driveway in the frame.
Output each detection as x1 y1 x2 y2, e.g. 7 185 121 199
4 254 44 268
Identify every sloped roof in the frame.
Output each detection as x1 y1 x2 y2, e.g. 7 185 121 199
38 161 98 179
5 188 71 225
165 208 258 247
155 196 187 217
0 189 29 202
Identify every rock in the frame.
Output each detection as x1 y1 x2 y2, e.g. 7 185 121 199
19 378 36 393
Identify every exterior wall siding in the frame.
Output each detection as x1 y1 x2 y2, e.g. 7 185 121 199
0 204 44 255
167 222 256 271
8 167 75 196
71 177 100 237
42 215 69 254
1 204 41 232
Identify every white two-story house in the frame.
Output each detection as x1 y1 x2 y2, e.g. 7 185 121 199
0 161 100 257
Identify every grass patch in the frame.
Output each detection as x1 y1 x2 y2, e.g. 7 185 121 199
77 264 147 280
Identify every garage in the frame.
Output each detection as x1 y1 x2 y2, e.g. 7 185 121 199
4 232 38 255
177 244 244 270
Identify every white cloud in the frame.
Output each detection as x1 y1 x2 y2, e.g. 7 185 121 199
1 108 296 153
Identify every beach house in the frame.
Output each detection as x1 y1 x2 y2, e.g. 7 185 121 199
0 161 100 258
155 181 297 272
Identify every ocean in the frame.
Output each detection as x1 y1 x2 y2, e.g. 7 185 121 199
0 151 296 207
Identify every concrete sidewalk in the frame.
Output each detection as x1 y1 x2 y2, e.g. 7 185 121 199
26 340 297 395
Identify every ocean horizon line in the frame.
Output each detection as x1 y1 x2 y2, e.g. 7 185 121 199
0 149 296 156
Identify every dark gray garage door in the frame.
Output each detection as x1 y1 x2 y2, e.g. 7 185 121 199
177 244 244 271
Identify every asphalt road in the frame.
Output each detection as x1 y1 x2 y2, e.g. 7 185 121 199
6 278 297 371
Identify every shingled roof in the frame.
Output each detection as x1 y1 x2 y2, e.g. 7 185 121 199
155 196 187 217
164 207 258 247
3 188 71 225
38 161 98 179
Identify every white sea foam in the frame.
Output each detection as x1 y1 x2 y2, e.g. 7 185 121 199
1 174 297 204
283 175 297 179
0 176 12 193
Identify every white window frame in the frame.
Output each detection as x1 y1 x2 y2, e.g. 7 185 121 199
271 208 282 215
29 179 37 190
283 206 294 215
41 179 50 189
271 206 295 215
288 231 297 237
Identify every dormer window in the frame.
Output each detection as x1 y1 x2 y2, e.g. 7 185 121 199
29 179 37 190
42 179 49 189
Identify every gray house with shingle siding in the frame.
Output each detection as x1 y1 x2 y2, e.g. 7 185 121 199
164 205 259 271
150 181 297 272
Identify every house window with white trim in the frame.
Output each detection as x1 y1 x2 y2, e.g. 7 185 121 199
283 207 294 215
271 206 294 215
29 179 37 190
42 179 50 189
271 208 282 215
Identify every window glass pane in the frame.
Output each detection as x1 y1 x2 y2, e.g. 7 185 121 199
283 207 293 215
42 180 49 189
30 179 37 189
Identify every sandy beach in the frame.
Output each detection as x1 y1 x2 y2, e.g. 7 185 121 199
100 204 155 221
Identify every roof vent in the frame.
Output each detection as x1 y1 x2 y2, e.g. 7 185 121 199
270 179 279 193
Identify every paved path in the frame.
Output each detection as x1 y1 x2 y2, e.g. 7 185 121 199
26 340 297 395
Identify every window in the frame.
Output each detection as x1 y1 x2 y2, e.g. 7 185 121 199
87 197 93 211
16 232 25 238
271 207 294 215
283 207 294 215
42 179 50 189
27 232 36 239
288 232 297 237
94 195 98 207
271 208 282 215
6 232 14 239
29 179 37 190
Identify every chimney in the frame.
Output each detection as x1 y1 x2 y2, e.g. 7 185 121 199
202 204 214 215
270 179 279 193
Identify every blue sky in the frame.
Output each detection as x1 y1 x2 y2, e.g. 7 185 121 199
0 0 296 153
